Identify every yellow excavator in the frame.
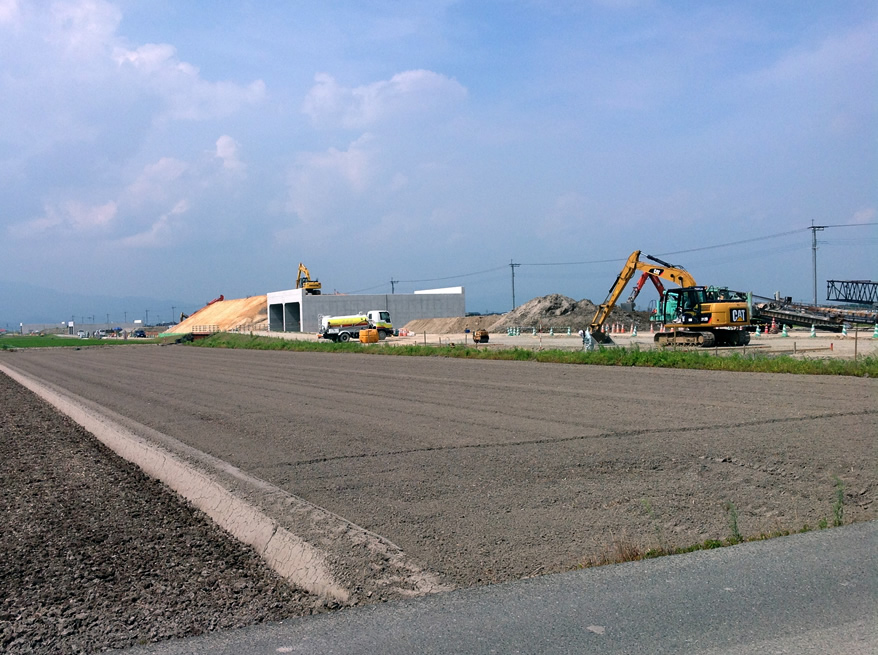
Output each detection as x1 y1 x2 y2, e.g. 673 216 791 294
296 262 322 295
589 251 753 347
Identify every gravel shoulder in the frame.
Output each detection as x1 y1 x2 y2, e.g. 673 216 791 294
2 346 876 652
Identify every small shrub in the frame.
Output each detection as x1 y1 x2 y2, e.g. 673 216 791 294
725 502 743 544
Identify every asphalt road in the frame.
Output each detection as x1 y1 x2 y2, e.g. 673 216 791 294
119 520 877 655
3 346 875 592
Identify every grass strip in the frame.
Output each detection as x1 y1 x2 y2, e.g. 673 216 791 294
186 333 878 377
0 335 153 348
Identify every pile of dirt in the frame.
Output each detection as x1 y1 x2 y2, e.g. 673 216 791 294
402 315 501 336
168 296 268 334
402 294 651 335
493 293 650 331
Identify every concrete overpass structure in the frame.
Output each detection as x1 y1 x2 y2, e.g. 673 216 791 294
266 286 466 333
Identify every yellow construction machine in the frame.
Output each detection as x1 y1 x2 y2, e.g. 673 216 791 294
296 262 322 295
589 251 753 347
471 329 490 344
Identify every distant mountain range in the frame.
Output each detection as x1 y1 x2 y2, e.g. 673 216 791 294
0 279 199 328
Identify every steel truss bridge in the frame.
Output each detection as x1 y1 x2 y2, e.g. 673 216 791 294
826 280 878 306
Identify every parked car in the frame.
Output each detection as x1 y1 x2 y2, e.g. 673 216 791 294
133 329 147 338
77 330 87 339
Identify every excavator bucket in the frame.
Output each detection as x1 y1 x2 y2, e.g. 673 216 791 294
591 329 614 345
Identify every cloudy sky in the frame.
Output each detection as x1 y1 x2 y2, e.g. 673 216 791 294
1 0 875 319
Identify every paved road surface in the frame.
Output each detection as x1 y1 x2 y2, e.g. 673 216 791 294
119 521 877 654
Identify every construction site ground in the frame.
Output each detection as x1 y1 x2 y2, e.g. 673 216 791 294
162 293 877 359
254 326 878 359
1 344 875 653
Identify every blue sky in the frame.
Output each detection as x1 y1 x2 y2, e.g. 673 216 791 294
1 0 875 320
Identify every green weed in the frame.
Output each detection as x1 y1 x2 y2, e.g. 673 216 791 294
725 502 743 544
578 494 857 570
832 476 845 527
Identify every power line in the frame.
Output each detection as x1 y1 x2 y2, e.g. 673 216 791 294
816 222 878 228
340 222 875 295
520 227 813 267
344 282 389 294
656 228 806 257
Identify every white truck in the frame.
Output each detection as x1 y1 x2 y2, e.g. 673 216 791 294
317 310 393 342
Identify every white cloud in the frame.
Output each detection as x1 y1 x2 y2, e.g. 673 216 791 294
113 42 266 121
215 135 244 172
9 200 117 238
748 21 876 86
0 0 20 24
286 135 375 225
302 69 467 129
117 199 189 248
124 157 189 207
47 0 121 55
0 0 265 156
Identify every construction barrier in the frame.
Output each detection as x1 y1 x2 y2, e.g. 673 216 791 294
359 329 379 343
191 325 219 335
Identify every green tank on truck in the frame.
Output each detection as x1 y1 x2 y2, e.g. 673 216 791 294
318 310 393 343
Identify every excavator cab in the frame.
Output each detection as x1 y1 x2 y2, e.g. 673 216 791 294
660 287 708 324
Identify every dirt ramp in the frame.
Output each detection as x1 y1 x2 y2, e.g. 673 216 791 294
170 296 268 334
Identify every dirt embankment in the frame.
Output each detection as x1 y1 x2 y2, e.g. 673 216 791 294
170 296 268 334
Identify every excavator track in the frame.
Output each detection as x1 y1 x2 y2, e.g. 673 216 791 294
655 329 751 348
655 330 715 348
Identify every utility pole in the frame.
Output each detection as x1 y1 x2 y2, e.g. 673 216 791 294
510 260 520 310
145 309 149 325
124 311 127 324
172 306 176 322
809 220 825 306
390 279 398 294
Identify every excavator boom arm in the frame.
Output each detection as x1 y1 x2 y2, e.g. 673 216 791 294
588 251 696 337
296 262 312 289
